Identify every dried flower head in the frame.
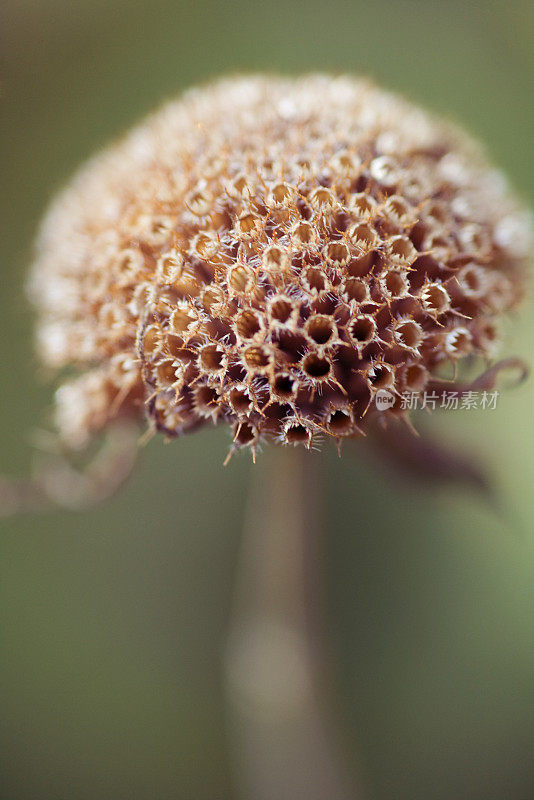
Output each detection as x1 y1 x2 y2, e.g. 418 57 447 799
29 76 532 456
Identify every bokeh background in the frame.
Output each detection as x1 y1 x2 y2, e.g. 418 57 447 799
1 1 534 798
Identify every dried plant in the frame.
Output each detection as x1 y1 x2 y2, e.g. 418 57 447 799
11 75 533 799
28 76 531 461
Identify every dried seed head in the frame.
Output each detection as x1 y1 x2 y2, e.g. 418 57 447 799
28 75 531 452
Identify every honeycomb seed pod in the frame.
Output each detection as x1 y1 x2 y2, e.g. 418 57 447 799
28 75 532 454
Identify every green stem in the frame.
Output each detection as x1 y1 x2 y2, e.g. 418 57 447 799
225 446 362 800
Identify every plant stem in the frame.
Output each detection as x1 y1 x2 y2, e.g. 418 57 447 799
225 446 362 800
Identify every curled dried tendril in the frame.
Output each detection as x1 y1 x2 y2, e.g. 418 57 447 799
0 424 138 516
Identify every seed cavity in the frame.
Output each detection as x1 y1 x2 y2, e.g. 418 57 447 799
284 421 312 446
194 385 220 415
325 241 350 265
349 193 376 219
348 222 377 249
199 344 225 373
306 315 336 345
228 264 255 294
343 278 369 303
302 353 331 380
292 221 316 246
268 295 296 325
393 320 422 350
302 266 327 294
382 270 409 298
327 409 353 435
444 327 471 356
421 283 450 315
244 345 271 371
236 309 262 340
263 244 291 272
271 373 296 401
348 315 376 346
368 364 394 390
269 182 293 206
229 385 253 414
309 187 336 212
402 363 427 393
234 421 256 446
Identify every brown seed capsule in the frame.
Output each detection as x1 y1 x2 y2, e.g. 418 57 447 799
28 75 531 452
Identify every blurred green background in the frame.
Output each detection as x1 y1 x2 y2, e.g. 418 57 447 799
1 0 534 798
